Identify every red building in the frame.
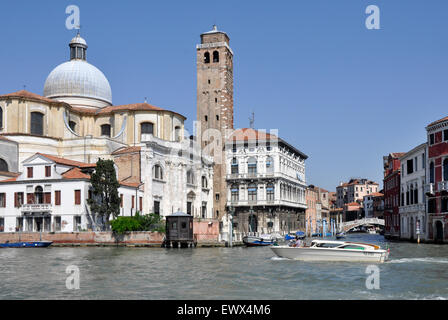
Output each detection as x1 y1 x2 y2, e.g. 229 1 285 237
383 153 404 239
425 117 448 243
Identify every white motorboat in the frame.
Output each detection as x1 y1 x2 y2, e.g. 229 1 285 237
271 240 389 262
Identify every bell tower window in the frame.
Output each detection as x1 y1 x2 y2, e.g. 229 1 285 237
213 51 219 63
204 52 210 64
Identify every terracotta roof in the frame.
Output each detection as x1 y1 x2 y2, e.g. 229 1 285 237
119 181 142 188
390 152 406 158
370 192 384 197
37 153 96 168
61 167 90 180
427 116 448 128
346 202 360 206
0 177 18 182
112 146 141 155
0 90 63 105
228 128 278 142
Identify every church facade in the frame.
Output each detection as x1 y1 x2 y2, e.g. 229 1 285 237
0 32 214 228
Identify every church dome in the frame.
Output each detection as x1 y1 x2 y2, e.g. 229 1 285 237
43 34 112 107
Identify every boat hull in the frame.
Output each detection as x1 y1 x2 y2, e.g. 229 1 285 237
0 241 53 248
270 246 389 262
243 236 274 247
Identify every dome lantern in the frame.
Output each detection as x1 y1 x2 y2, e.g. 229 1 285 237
69 32 88 61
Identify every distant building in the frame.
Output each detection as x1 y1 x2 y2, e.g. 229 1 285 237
336 178 379 208
425 116 448 243
383 153 405 239
398 143 427 241
364 192 384 219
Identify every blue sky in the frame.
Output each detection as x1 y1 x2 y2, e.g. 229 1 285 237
1 0 447 191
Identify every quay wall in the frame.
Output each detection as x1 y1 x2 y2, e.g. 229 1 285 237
0 220 221 246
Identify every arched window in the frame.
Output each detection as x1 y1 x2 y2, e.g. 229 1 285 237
101 124 111 137
248 157 257 176
202 176 208 189
69 121 77 133
153 164 163 180
231 158 239 174
141 122 154 135
266 183 275 201
0 158 8 172
30 112 44 135
266 156 274 173
231 184 239 202
443 159 448 182
34 186 43 204
430 162 435 184
187 169 195 185
248 183 257 202
213 51 219 63
0 107 3 128
174 126 181 142
204 52 210 64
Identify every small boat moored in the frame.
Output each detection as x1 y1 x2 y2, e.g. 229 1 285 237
0 241 53 248
270 240 389 262
243 235 275 247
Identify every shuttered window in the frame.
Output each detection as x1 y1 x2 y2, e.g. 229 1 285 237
74 190 81 205
27 167 33 178
55 191 61 206
0 193 5 207
139 197 143 211
132 196 135 209
14 192 24 208
45 166 51 177
44 192 51 204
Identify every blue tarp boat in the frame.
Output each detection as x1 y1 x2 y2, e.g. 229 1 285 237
0 241 53 248
285 231 306 241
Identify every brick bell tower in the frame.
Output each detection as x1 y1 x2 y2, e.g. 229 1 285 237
196 25 234 221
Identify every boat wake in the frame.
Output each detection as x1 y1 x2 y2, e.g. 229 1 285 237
270 256 290 261
387 257 448 264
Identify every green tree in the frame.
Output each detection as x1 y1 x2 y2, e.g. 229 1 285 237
87 159 120 231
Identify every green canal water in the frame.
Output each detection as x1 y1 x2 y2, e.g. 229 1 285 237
1 233 447 299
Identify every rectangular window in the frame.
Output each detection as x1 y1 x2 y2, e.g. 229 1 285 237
154 201 160 216
54 217 61 232
0 218 4 232
55 191 61 206
120 194 123 208
74 190 81 205
407 159 413 174
139 197 143 211
45 165 51 177
27 167 33 178
430 134 435 145
444 130 448 141
0 193 5 207
44 192 51 204
14 192 24 208
422 153 425 169
132 196 135 209
187 201 192 215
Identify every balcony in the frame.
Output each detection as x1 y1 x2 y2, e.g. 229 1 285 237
438 181 448 193
399 203 425 214
21 203 52 212
425 183 435 196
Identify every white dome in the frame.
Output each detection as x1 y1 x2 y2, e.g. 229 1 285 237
43 60 112 105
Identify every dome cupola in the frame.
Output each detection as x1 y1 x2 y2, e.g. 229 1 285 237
43 33 112 108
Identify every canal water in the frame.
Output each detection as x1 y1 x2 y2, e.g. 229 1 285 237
1 233 447 300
